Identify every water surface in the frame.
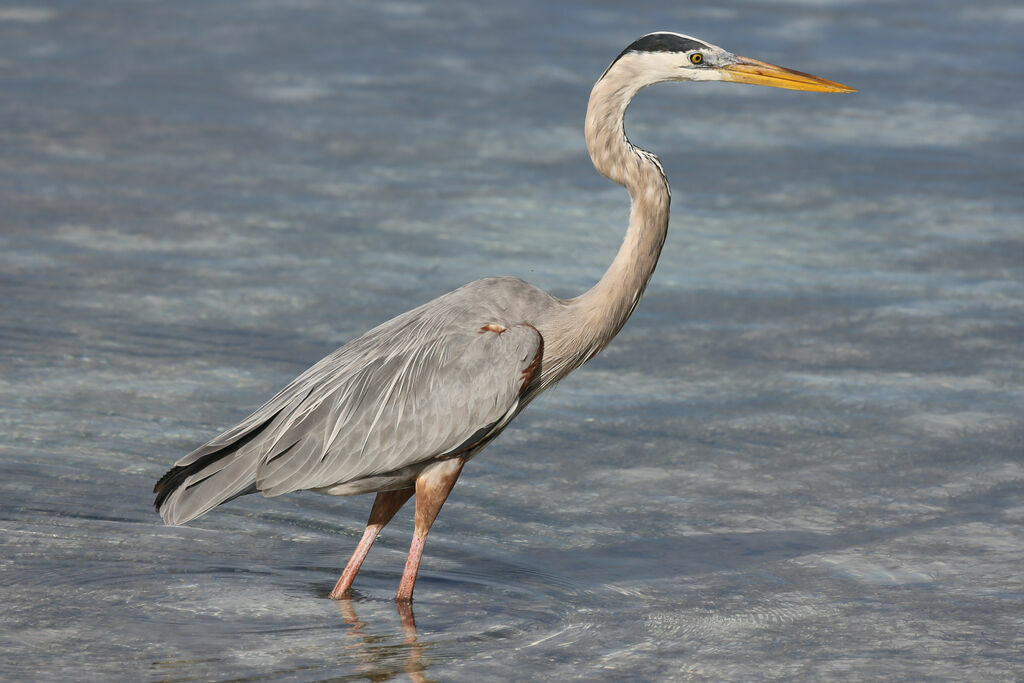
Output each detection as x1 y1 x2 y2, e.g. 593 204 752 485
1 0 1022 679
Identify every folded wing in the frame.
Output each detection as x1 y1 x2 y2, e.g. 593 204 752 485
154 321 542 524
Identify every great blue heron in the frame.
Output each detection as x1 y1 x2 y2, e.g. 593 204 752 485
154 32 854 602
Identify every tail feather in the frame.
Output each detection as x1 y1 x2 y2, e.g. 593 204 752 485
154 415 278 525
155 455 260 526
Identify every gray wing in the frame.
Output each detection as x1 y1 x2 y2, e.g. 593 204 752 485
253 322 542 496
156 277 556 525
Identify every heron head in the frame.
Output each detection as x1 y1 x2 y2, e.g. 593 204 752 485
603 32 855 93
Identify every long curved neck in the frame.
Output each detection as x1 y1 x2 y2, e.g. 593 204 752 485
545 68 671 379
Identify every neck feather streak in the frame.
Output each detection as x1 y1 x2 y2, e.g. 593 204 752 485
544 67 671 380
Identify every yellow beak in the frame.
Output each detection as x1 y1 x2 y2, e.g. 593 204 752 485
721 56 855 93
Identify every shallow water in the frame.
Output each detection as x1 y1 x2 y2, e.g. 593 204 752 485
2 0 1022 679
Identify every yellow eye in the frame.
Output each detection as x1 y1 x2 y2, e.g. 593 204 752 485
690 53 704 65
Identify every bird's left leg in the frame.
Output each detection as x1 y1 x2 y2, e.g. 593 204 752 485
395 457 465 602
330 487 414 599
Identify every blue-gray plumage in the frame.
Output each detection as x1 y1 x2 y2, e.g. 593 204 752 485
154 32 854 602
156 278 552 521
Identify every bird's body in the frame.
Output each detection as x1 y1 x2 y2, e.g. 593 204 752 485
156 277 556 519
155 32 853 601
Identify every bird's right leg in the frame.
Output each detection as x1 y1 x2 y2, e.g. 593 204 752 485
395 457 465 602
329 487 414 599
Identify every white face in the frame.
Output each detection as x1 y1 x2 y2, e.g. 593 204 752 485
601 32 856 95
605 35 738 87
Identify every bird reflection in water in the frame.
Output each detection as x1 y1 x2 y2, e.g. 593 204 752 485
335 599 431 683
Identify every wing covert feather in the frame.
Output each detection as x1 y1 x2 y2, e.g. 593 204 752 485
254 323 542 496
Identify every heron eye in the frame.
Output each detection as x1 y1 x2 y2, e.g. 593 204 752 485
690 53 704 65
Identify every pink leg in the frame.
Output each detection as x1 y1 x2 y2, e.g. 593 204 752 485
329 488 414 599
395 458 464 602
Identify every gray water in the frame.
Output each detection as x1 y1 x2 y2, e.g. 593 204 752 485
2 0 1022 680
